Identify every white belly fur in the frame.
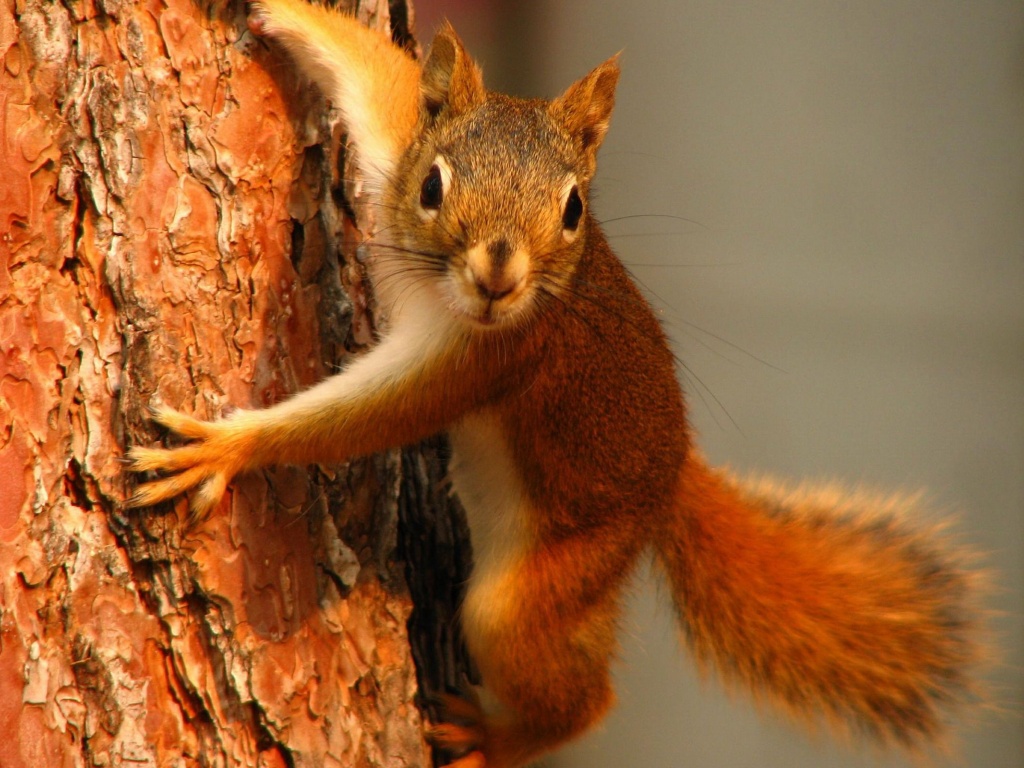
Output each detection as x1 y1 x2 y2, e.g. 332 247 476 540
448 410 532 646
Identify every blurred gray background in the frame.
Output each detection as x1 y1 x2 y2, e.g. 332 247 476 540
415 1 1023 765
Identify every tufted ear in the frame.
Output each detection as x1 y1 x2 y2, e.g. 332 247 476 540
421 22 486 119
549 54 620 170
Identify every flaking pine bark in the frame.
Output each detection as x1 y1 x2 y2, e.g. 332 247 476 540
0 0 469 765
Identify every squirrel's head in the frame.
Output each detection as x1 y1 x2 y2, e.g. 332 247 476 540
380 24 619 330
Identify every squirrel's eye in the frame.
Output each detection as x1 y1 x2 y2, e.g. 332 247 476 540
562 185 583 231
420 164 444 210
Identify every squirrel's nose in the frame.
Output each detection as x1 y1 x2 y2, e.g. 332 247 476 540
466 239 527 302
474 274 517 301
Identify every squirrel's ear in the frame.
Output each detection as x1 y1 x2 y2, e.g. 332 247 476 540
421 22 486 118
550 54 620 168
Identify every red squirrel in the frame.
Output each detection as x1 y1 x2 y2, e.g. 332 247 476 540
127 1 982 765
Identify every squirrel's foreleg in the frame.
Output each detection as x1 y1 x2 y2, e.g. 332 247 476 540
129 312 474 517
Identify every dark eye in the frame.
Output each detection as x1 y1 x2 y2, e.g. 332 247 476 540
562 185 583 231
420 164 444 210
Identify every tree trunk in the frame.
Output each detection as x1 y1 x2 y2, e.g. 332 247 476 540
0 0 471 765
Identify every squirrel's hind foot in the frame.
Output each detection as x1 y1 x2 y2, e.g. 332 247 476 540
427 692 485 748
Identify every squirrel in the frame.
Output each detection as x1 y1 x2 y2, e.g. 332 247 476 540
127 1 983 766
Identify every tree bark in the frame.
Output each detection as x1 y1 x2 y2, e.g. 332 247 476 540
0 0 470 765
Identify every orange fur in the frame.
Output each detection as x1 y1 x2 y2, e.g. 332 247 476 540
128 3 985 766
660 457 979 747
248 0 420 188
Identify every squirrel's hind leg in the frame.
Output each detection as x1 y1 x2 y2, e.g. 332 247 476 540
445 535 636 767
431 638 615 768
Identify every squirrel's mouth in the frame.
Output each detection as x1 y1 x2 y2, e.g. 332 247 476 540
456 296 525 329
450 245 532 329
474 307 498 326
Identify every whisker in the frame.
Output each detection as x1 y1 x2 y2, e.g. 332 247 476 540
605 233 692 243
677 320 787 373
350 208 742 432
597 213 708 230
532 268 740 432
676 359 739 433
621 259 736 267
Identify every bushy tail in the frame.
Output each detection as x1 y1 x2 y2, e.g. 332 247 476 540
655 455 982 748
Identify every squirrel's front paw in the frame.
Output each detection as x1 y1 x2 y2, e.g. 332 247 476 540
127 406 250 519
